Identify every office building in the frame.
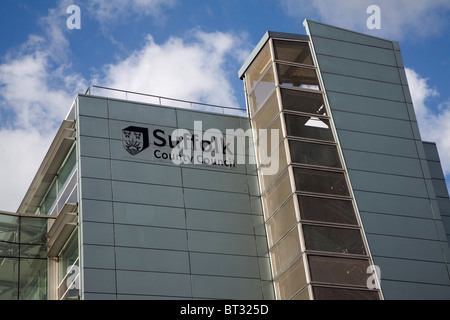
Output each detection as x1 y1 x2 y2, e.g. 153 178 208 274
1 20 449 300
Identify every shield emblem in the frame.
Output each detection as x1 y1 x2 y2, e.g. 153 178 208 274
122 126 149 156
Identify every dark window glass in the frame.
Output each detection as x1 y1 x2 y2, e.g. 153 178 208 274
312 286 380 300
293 168 350 196
277 64 320 90
19 258 47 300
308 255 371 287
284 114 334 142
298 196 358 225
281 88 326 115
273 40 314 66
303 224 366 255
289 140 341 168
0 258 19 300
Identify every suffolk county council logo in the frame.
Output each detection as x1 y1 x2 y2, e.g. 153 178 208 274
122 126 149 156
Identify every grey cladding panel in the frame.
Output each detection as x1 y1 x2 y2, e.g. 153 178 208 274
321 73 405 101
311 36 397 66
326 92 409 120
338 131 418 158
332 111 413 139
306 20 393 49
316 54 401 84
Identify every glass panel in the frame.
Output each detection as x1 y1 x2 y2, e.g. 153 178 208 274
277 64 320 90
20 217 47 244
312 286 380 300
273 40 314 66
284 114 334 142
245 42 272 93
274 257 307 300
256 116 283 167
58 230 78 285
19 258 47 300
262 170 293 214
266 197 297 247
308 255 371 287
303 225 366 255
0 258 19 300
248 67 276 115
293 168 350 196
292 286 310 300
0 242 19 257
259 142 288 193
281 89 326 116
251 90 279 135
298 196 358 225
57 146 76 194
57 171 78 213
41 178 57 215
0 214 19 243
270 226 302 277
289 140 341 168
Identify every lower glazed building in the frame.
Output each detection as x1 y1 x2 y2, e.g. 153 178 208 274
1 20 450 300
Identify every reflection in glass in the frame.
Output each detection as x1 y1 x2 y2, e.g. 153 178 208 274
298 196 358 225
303 224 366 255
19 258 47 300
293 167 350 196
308 255 371 287
281 89 326 115
245 42 272 93
277 64 320 90
289 140 341 168
251 91 279 133
0 258 19 300
248 67 276 115
285 114 333 142
273 40 314 66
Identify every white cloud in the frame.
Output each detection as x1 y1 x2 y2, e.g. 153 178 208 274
98 30 248 108
405 68 450 182
0 2 87 212
282 0 450 40
86 0 178 25
0 1 247 211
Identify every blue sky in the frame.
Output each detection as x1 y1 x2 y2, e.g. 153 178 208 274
1 0 450 211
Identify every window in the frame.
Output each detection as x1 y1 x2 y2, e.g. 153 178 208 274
277 64 320 91
274 257 307 300
273 40 314 66
289 140 341 168
293 167 350 196
308 255 371 287
38 144 77 216
251 90 279 133
248 66 276 115
262 170 293 214
303 224 366 255
312 286 380 300
266 197 297 247
298 195 358 225
281 89 326 116
245 42 272 93
284 113 334 142
270 226 302 277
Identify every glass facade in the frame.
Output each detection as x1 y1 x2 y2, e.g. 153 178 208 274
37 145 77 216
0 212 50 300
243 36 381 300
